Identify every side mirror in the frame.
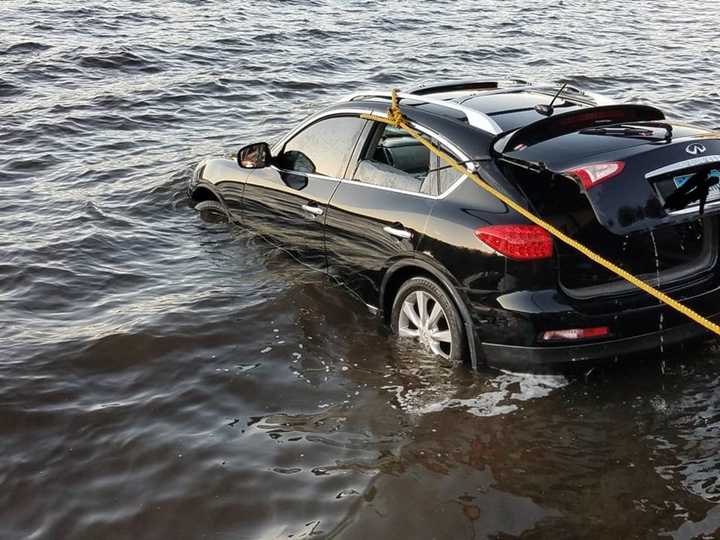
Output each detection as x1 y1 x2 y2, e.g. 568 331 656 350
237 142 272 169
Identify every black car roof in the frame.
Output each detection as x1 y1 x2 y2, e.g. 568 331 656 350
329 84 659 160
333 87 593 159
324 98 495 159
454 91 588 131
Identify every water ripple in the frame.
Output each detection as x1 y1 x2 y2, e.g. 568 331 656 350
2 0 720 538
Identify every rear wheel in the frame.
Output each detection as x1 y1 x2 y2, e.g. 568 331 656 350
391 277 466 365
194 199 228 223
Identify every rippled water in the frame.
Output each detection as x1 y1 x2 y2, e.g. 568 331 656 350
3 1 720 538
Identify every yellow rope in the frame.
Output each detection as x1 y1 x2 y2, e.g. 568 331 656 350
361 89 720 337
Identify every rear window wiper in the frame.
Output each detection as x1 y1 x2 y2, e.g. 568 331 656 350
580 122 673 142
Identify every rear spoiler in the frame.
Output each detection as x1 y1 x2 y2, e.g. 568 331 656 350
496 104 666 153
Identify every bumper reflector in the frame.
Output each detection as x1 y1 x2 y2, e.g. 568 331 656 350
541 326 610 341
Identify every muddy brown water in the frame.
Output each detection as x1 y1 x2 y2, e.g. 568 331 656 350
3 1 720 538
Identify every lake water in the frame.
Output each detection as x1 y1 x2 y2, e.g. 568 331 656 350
3 1 720 538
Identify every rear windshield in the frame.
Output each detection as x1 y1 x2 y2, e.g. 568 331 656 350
489 108 580 131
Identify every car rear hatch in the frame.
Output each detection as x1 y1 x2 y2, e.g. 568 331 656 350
495 107 720 299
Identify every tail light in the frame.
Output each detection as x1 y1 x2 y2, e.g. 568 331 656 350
541 326 610 341
563 161 624 189
475 224 553 260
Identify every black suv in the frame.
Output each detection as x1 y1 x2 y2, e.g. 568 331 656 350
190 79 720 371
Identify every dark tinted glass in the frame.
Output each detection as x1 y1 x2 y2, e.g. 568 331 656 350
462 93 583 131
491 107 581 131
280 116 366 177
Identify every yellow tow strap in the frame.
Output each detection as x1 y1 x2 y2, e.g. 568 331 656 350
362 89 720 337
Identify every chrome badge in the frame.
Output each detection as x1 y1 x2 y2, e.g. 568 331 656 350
686 143 707 155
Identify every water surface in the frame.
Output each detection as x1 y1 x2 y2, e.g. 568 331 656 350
3 1 720 538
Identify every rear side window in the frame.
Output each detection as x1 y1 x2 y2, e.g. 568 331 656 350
351 122 464 196
278 115 367 178
425 152 463 196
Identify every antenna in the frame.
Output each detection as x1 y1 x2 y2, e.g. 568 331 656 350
535 83 568 116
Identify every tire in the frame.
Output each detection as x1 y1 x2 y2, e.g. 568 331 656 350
194 199 228 223
390 276 466 365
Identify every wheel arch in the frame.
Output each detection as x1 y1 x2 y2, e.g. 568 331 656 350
191 182 223 204
380 259 483 369
190 181 233 212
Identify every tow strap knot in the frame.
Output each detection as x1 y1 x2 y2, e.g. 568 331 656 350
387 89 405 127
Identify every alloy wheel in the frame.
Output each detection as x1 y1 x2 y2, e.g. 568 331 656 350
397 290 453 359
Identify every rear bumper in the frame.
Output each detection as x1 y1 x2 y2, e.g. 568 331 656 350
481 312 719 371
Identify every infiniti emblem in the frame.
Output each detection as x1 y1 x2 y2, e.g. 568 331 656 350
686 143 707 155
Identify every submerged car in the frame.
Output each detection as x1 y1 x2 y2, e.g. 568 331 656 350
190 79 720 371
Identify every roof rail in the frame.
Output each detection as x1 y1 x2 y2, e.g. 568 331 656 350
340 90 503 135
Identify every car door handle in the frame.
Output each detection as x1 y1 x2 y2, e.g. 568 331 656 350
301 204 324 216
383 225 412 240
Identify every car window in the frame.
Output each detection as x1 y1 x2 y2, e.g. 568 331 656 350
425 152 464 196
351 122 464 196
277 115 367 178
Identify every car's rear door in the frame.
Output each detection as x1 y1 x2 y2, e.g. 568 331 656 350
242 114 368 271
325 119 466 307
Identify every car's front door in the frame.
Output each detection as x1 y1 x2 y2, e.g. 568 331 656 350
325 119 458 308
242 114 368 270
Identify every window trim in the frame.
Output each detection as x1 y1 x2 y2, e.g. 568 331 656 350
349 115 472 199
273 113 368 179
355 121 463 196
273 108 474 200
